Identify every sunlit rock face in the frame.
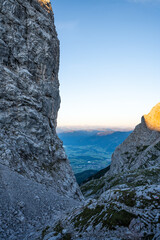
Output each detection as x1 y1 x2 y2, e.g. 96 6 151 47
144 103 160 132
38 0 52 11
0 0 82 239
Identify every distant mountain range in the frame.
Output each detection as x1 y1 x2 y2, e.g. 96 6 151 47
58 130 132 174
58 130 132 152
57 127 133 133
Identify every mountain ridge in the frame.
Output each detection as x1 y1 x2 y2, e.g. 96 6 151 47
58 130 132 149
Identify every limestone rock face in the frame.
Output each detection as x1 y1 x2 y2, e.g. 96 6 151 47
109 117 160 175
0 0 82 239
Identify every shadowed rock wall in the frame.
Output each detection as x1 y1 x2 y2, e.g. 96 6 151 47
0 0 82 239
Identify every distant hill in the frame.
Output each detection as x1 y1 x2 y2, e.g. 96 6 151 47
75 169 98 185
57 130 132 174
75 165 110 185
58 130 132 153
82 165 110 184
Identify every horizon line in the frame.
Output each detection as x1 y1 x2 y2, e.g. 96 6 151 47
57 125 134 131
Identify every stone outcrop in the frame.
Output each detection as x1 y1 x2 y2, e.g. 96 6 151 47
0 1 82 239
110 117 160 175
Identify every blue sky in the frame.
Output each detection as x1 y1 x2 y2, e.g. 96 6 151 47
51 0 160 129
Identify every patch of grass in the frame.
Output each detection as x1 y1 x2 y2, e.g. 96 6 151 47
80 180 95 192
62 233 72 240
81 179 105 197
73 205 104 230
92 210 106 227
142 234 155 240
72 204 137 231
53 221 63 236
142 145 149 151
41 226 49 239
102 208 137 230
150 153 158 161
118 190 136 207
124 151 129 155
53 221 72 239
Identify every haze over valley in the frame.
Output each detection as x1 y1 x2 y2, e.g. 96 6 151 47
58 129 132 174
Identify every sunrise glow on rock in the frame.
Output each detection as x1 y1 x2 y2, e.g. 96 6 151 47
38 0 52 12
144 103 160 131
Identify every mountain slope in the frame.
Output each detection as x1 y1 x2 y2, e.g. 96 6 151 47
41 116 160 239
75 169 98 185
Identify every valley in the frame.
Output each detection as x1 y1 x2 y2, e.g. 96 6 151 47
58 130 132 174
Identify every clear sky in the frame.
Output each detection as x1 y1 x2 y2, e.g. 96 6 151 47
51 0 160 129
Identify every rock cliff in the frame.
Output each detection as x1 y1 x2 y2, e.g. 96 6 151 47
110 117 160 175
0 0 82 239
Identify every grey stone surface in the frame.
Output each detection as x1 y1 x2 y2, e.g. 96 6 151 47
0 0 82 239
109 117 160 175
0 164 81 240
